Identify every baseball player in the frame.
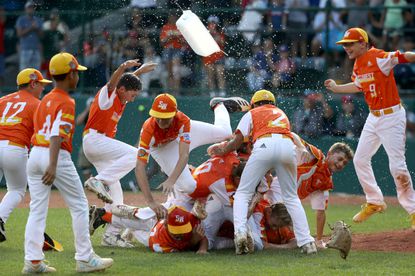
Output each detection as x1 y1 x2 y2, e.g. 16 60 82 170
324 27 415 230
89 205 207 254
209 89 316 255
0 68 51 243
82 60 156 247
135 93 249 219
23 53 113 273
266 137 354 248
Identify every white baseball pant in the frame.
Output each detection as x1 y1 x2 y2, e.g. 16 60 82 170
354 108 415 214
111 214 157 247
83 131 137 235
233 134 314 247
0 141 28 222
150 104 232 194
24 147 93 262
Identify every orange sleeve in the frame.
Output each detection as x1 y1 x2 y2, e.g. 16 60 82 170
178 112 191 144
50 101 75 141
137 119 154 163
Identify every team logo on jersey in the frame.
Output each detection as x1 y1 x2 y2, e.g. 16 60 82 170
14 95 20 99
158 101 167 110
62 124 71 134
175 215 185 223
137 148 147 157
29 73 38 81
357 72 375 83
182 133 190 142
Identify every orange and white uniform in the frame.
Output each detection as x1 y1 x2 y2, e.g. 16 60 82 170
25 88 94 262
0 90 39 223
148 216 200 253
82 84 139 237
351 47 415 215
233 103 314 248
137 104 232 195
252 199 295 246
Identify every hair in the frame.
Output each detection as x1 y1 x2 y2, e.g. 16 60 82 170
329 142 354 161
270 203 292 228
52 73 69 81
117 73 142 91
232 160 246 178
253 100 274 107
18 83 30 90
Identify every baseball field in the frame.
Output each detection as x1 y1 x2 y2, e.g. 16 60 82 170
1 190 414 275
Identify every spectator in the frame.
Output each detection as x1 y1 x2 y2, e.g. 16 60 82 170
43 8 69 44
406 105 415 138
368 0 385 46
15 1 43 70
382 0 407 50
402 8 415 44
41 15 65 78
272 44 295 88
346 0 370 29
267 0 288 44
285 0 309 58
129 0 157 28
160 12 184 95
203 15 226 97
126 8 149 45
238 0 268 43
292 92 332 138
140 45 164 97
0 6 5 92
334 96 366 138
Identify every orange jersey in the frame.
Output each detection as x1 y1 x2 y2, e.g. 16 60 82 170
137 111 191 163
236 104 291 143
84 85 125 138
32 88 75 153
0 90 40 148
160 24 183 49
148 216 200 253
253 199 295 244
189 152 240 199
352 47 407 110
296 141 333 200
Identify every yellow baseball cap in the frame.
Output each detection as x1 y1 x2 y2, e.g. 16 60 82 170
16 68 52 86
49 52 87 75
149 93 177 119
250 89 276 105
336 28 368 44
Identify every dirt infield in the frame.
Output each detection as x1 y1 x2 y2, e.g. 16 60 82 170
3 190 413 253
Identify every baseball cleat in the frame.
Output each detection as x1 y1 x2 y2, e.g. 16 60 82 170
191 199 207 220
101 233 134 248
352 203 387 223
234 231 248 255
410 213 415 231
209 97 251 113
301 242 318 255
84 177 113 204
0 218 5 242
246 230 255 254
89 205 107 236
76 253 113 273
112 204 139 220
22 260 56 274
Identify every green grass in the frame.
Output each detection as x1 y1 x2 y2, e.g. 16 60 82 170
1 205 413 275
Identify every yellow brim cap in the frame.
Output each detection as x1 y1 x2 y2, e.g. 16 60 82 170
168 222 192 235
336 39 360 44
149 109 176 119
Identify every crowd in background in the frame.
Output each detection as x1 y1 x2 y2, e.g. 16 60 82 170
0 0 415 139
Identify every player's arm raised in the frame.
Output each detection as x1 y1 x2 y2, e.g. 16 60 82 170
107 59 141 92
324 79 360 94
133 62 158 76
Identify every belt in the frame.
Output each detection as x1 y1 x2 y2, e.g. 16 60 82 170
257 133 291 140
0 140 26 149
370 104 402 117
83 128 106 137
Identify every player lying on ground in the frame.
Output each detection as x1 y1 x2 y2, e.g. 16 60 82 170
134 93 250 219
209 89 316 255
0 68 51 243
266 137 354 248
89 205 207 254
82 59 157 248
324 27 415 230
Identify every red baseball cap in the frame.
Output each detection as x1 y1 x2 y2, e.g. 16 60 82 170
167 206 192 235
336 28 368 44
149 93 177 119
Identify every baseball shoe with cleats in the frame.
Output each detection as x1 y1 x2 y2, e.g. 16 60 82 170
0 217 5 242
234 230 248 255
352 203 387 223
246 230 255 254
22 260 56 274
89 205 107 236
112 204 139 220
84 177 113 204
191 199 207 220
101 233 134 248
301 242 318 255
76 253 113 273
210 97 251 113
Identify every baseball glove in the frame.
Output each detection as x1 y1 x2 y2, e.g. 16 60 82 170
326 220 352 259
